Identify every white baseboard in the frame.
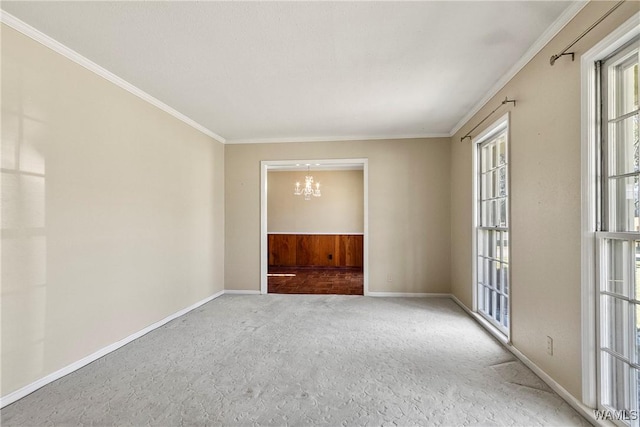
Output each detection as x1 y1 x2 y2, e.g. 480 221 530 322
1 288 603 426
0 289 225 408
367 292 450 297
449 293 471 313
224 290 261 295
506 344 605 426
448 294 602 426
449 294 509 345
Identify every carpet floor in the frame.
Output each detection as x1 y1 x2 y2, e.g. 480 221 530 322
1 295 589 426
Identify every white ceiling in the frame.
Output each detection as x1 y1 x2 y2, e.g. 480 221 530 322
1 1 578 143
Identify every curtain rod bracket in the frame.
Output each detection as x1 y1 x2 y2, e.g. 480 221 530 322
502 98 516 107
550 0 625 66
460 97 516 142
550 52 575 66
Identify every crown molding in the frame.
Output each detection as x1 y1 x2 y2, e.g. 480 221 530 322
226 133 450 144
2 1 589 146
448 0 589 137
0 11 226 144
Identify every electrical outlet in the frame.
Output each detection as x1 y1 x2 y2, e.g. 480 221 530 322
387 274 392 282
546 336 553 356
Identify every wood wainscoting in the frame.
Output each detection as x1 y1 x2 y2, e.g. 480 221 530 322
268 233 363 295
268 234 363 267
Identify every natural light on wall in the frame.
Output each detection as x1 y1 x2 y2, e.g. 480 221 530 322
1 67 48 391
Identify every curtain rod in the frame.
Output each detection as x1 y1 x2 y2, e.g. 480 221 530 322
550 0 626 66
460 97 516 142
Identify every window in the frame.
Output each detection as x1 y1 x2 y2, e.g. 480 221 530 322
597 37 639 426
475 116 509 337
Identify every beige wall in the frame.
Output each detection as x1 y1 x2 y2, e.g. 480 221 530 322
5 0 633 408
268 170 364 234
225 138 451 293
450 1 639 401
1 25 225 396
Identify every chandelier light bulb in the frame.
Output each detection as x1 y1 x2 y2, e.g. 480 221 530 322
293 166 321 200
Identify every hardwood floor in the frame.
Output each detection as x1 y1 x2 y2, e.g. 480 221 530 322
268 266 363 295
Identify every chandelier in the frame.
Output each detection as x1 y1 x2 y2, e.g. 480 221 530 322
294 166 321 200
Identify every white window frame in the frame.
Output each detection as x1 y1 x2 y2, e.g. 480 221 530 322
581 12 640 409
472 112 511 342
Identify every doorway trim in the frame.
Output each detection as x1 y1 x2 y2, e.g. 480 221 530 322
260 158 369 295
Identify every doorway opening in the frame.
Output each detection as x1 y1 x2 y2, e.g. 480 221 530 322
260 159 369 295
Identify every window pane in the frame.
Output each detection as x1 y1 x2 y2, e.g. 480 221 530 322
482 145 490 172
602 352 632 414
486 289 494 317
495 262 503 293
503 263 509 294
498 166 507 197
502 232 509 264
609 115 639 176
495 261 502 293
478 231 486 257
609 174 640 232
635 303 640 365
606 239 630 296
503 296 509 328
488 260 496 288
501 295 508 326
480 231 488 257
481 201 489 226
602 295 629 357
482 171 492 200
497 136 506 166
490 143 497 170
482 257 488 287
636 367 640 413
499 198 507 227
485 200 496 227
615 60 638 118
636 241 640 300
483 286 489 313
484 286 490 314
481 230 490 258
